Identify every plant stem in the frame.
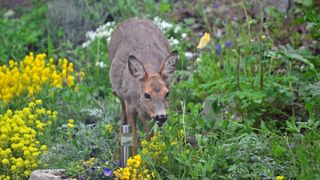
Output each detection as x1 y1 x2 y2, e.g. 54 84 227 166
237 45 241 90
259 16 264 89
284 134 298 178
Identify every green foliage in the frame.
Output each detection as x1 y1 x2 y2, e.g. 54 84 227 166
0 6 47 63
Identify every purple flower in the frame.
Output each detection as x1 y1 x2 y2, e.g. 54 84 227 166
225 41 232 48
83 164 87 170
214 2 219 9
91 167 96 172
290 143 295 148
103 168 113 177
216 43 222 55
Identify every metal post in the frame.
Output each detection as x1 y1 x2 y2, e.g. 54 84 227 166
120 124 132 167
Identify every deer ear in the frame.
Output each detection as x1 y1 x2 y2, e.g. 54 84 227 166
128 55 146 80
160 51 179 78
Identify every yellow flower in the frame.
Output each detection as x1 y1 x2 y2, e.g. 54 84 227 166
1 158 9 165
35 99 42 105
127 158 134 166
67 123 74 128
114 154 152 179
276 176 284 180
11 165 17 172
24 170 31 177
105 124 113 133
197 32 211 49
0 101 56 178
40 145 47 151
74 85 79 92
0 53 80 103
134 160 140 168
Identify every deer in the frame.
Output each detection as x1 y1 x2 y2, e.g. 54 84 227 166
108 18 178 155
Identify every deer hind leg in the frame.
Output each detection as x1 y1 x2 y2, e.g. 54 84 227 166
124 101 138 155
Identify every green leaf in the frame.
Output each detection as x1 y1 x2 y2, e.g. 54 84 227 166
159 2 171 13
271 145 287 157
286 120 300 133
294 0 314 7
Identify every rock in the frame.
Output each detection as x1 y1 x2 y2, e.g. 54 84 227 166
252 0 291 18
29 169 71 180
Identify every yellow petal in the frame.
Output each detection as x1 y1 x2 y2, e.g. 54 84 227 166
197 32 211 49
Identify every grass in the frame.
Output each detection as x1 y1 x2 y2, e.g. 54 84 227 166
0 0 319 179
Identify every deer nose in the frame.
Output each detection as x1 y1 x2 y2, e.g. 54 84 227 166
153 114 167 127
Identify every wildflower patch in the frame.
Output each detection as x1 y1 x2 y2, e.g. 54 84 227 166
0 52 81 103
0 100 57 179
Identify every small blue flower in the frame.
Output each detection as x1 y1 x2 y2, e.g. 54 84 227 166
213 1 220 9
91 167 96 172
225 41 232 48
290 143 295 148
83 164 87 170
216 43 222 55
103 168 113 177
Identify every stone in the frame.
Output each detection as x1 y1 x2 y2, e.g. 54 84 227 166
29 169 72 180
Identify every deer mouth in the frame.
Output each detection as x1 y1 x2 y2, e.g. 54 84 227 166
153 115 167 127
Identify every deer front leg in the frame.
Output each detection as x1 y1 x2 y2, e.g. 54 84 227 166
121 100 127 125
125 101 138 155
142 118 154 141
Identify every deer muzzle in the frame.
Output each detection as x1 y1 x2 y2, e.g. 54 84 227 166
153 114 167 127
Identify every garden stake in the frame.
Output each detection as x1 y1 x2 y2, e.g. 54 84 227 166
120 124 132 167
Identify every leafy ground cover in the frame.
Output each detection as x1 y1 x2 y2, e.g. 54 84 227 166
0 0 319 179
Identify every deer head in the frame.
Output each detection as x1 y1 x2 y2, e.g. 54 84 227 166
128 51 178 126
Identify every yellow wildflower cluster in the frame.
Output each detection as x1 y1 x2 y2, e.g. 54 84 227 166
114 154 153 180
105 124 113 133
67 119 75 128
0 100 56 178
276 176 284 180
83 157 95 167
141 132 168 165
0 52 78 103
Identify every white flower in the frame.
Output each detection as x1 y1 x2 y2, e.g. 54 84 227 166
153 16 173 32
184 52 193 60
82 41 92 48
169 37 179 46
195 57 202 64
181 33 187 38
95 61 107 68
81 22 115 48
174 26 181 34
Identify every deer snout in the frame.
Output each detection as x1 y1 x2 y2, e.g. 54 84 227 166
153 114 167 127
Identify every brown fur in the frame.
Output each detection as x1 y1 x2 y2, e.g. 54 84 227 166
108 18 178 154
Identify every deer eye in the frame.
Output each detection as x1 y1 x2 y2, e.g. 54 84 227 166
144 93 151 99
165 91 170 98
